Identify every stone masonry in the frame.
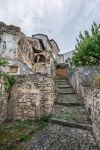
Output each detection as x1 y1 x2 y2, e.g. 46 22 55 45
18 77 98 150
0 78 8 124
8 74 55 120
0 22 59 76
0 22 59 123
68 67 100 148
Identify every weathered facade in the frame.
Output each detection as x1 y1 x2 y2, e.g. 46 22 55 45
0 22 59 76
32 34 57 76
50 39 60 60
8 74 55 120
0 22 59 122
0 78 8 124
0 22 34 75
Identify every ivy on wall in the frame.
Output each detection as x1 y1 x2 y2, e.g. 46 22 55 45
0 58 16 93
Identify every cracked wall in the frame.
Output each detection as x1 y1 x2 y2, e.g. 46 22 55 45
8 74 55 120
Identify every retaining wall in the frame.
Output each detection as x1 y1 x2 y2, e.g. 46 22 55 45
68 67 100 148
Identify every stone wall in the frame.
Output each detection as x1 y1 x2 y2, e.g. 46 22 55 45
8 73 55 120
17 35 34 70
68 67 100 148
1 59 34 75
0 22 57 123
0 78 8 124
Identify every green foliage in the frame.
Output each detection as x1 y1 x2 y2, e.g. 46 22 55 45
0 72 16 93
35 113 53 128
0 116 51 148
0 58 16 93
55 62 68 69
54 59 68 69
65 58 73 68
0 120 34 147
54 59 59 68
19 134 30 142
72 22 100 66
0 58 8 67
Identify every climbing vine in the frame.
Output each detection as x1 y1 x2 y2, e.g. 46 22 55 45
0 73 16 93
0 58 16 93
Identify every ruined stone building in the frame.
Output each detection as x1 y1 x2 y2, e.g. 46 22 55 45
0 22 59 122
0 22 59 76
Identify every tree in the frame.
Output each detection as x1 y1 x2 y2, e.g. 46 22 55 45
65 58 73 68
72 22 100 66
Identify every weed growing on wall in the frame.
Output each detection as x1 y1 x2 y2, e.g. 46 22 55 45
0 73 16 92
0 58 16 93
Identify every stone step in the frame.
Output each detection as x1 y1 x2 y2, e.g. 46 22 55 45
56 79 69 82
55 80 69 83
50 118 92 131
57 83 70 86
58 92 77 94
57 94 83 104
57 85 72 88
54 102 85 107
56 80 68 82
57 87 75 93
52 105 90 124
55 77 67 79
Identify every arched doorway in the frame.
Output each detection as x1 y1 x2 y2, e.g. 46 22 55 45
34 54 46 63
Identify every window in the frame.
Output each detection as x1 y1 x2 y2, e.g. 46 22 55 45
10 66 18 73
88 107 91 116
3 41 6 50
34 54 46 63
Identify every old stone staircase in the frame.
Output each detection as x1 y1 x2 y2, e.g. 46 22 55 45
23 77 98 150
50 78 92 131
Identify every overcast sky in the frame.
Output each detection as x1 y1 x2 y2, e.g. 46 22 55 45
0 0 100 53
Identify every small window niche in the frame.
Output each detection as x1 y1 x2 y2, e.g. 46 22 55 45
88 107 91 116
10 66 18 73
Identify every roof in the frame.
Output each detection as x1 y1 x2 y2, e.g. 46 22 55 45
28 37 46 52
50 39 60 52
32 33 52 48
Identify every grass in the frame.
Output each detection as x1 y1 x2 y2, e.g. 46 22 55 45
0 114 52 149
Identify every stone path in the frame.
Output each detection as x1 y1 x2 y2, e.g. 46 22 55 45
21 77 98 150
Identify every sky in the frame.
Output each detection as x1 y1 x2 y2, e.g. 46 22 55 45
0 0 100 53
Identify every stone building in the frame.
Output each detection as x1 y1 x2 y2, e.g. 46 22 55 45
0 22 59 76
58 51 73 64
50 39 60 60
31 34 55 76
0 22 34 75
0 22 59 122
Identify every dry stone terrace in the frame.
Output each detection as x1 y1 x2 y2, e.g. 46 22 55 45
19 77 98 150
